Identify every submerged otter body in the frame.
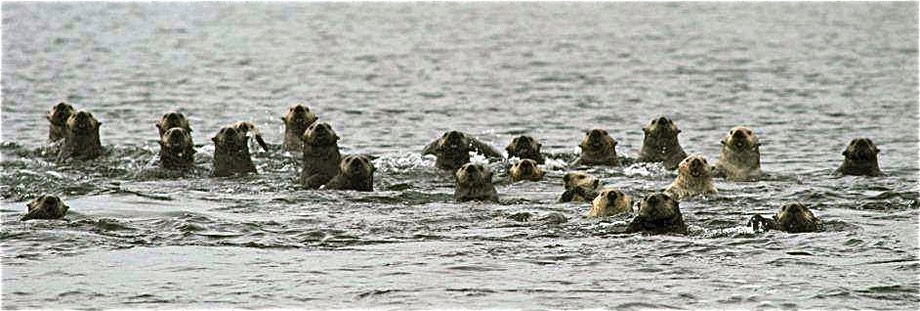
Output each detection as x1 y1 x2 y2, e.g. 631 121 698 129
326 154 374 191
422 131 503 171
505 135 545 164
58 110 104 161
625 192 688 235
282 104 318 152
636 117 687 170
301 122 342 189
714 126 762 181
159 127 196 171
665 155 717 200
509 159 544 182
454 163 498 202
574 129 619 166
559 172 600 203
837 138 881 177
21 195 70 221
212 125 257 177
47 102 74 142
589 188 632 218
750 202 820 233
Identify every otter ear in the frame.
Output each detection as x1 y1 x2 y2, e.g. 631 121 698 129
720 138 727 145
156 123 162 130
563 173 572 184
46 115 52 121
842 150 849 156
212 136 220 143
676 129 682 134
505 144 514 154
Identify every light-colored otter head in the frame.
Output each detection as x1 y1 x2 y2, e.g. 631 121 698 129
636 192 681 222
456 163 493 187
510 159 544 182
506 135 542 157
156 111 192 137
66 110 101 134
843 138 879 162
302 122 339 146
563 172 600 191
48 102 75 126
283 104 318 129
678 155 712 179
22 195 69 221
590 188 632 217
161 127 193 150
644 116 681 137
579 128 617 152
212 126 246 148
339 154 375 178
775 202 819 233
721 126 760 152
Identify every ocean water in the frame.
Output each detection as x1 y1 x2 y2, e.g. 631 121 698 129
2 2 918 309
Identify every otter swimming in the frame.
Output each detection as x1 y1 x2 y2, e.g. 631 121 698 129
714 126 762 181
58 110 104 162
509 159 544 182
156 111 192 138
589 187 632 218
47 102 74 142
454 163 498 202
559 172 601 203
749 202 821 233
282 104 318 152
326 154 375 191
665 155 717 200
837 138 881 177
21 195 69 221
574 129 619 166
422 131 503 171
212 125 257 177
301 122 342 189
505 135 545 164
159 127 196 171
625 192 688 235
636 116 687 170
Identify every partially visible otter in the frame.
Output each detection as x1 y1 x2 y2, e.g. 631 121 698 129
505 135 545 164
837 138 881 177
625 192 688 234
454 163 498 202
301 122 341 189
749 202 821 233
588 188 632 218
509 159 544 182
326 154 374 191
156 111 192 138
573 129 619 166
636 116 687 170
21 195 69 221
559 172 601 202
159 127 196 171
47 102 74 142
231 121 270 152
58 110 103 161
282 104 318 152
665 155 717 200
212 125 257 177
714 126 762 181
422 131 503 171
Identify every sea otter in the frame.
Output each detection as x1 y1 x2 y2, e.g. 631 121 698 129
212 125 257 177
231 121 270 152
573 129 618 166
588 188 632 218
159 127 196 171
837 138 881 177
665 155 717 200
58 110 104 161
47 102 74 142
156 111 192 138
714 126 762 181
625 192 688 234
505 135 545 164
301 122 342 189
282 104 318 152
422 131 503 171
21 195 69 221
325 154 375 191
749 202 821 233
454 163 498 202
509 159 544 182
636 116 687 170
558 172 601 202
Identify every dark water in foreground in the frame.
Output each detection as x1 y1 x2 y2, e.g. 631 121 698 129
2 2 919 309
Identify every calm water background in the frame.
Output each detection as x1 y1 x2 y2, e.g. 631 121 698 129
2 2 919 309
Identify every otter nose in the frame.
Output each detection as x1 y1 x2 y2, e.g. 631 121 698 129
606 191 619 200
293 105 306 113
647 195 659 204
45 196 59 204
55 102 69 110
658 117 669 124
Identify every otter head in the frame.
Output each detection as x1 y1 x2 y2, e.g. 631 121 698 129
22 195 69 221
66 110 101 134
48 102 75 125
636 192 681 222
156 111 191 136
456 163 492 187
212 126 246 148
592 188 631 216
161 127 193 150
563 172 600 191
437 131 472 153
340 154 375 178
679 155 711 178
843 138 879 162
580 129 616 151
721 126 760 151
506 135 541 157
302 122 339 146
643 116 681 137
775 202 819 233
510 159 543 181
283 104 318 129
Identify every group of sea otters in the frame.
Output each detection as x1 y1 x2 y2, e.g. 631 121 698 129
24 102 883 235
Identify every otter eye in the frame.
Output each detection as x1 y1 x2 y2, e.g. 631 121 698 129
651 119 658 124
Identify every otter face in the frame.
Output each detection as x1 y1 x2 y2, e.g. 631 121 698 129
679 155 711 178
438 131 471 152
157 111 191 137
590 188 631 217
22 195 70 221
212 126 246 148
580 129 616 151
456 163 492 186
775 202 819 233
66 110 101 134
303 122 339 146
843 138 879 161
340 154 375 178
162 127 193 149
48 102 75 125
722 126 760 151
506 135 541 157
563 172 600 191
644 116 681 136
284 104 318 128
510 159 544 182
636 192 681 221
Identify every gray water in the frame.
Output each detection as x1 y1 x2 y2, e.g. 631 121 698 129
2 2 919 309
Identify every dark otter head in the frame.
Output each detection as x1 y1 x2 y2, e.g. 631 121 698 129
679 155 711 178
22 195 70 221
722 126 760 151
580 129 616 151
283 104 318 128
302 122 339 146
637 192 681 221
66 110 100 134
775 202 819 233
157 111 191 136
340 154 375 178
506 135 541 156
48 102 75 125
843 138 879 162
437 131 471 152
563 172 600 191
212 126 246 148
456 163 492 186
644 116 681 137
